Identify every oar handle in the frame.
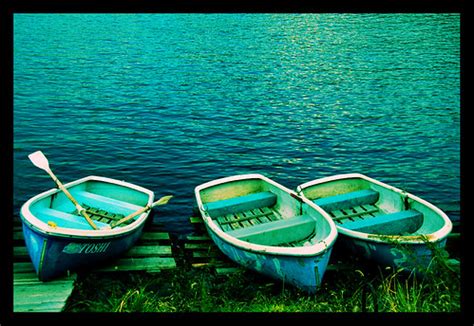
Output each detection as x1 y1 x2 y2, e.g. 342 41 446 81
110 195 172 228
110 204 152 228
46 169 99 230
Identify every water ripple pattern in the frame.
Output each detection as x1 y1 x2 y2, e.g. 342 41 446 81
14 14 460 234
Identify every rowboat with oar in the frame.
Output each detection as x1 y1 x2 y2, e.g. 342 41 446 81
195 174 338 293
297 173 453 272
20 151 172 281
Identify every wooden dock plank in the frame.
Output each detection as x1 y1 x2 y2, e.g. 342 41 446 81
139 232 170 241
190 216 203 224
13 246 29 260
125 245 172 257
14 301 70 313
192 250 220 258
14 272 75 285
94 256 176 272
186 234 211 241
13 269 77 312
185 242 214 250
14 282 76 301
14 262 36 274
13 231 24 241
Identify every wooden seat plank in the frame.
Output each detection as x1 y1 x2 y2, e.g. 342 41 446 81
204 191 277 218
72 190 142 214
314 189 379 212
226 214 316 246
342 209 423 235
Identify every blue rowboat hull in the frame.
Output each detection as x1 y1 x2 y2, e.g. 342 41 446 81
195 174 338 294
20 175 155 281
297 173 453 273
207 226 333 293
22 221 145 281
338 235 447 271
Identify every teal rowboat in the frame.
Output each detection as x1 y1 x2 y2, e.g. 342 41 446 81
195 174 338 293
297 173 453 272
20 175 155 281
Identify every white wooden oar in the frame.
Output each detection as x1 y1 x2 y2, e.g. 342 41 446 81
28 151 99 230
110 195 173 228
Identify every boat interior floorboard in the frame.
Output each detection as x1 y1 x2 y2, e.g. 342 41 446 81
85 204 132 225
329 204 383 225
214 207 317 247
215 206 282 232
329 203 424 236
76 204 134 226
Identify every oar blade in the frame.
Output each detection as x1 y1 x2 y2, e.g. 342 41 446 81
153 195 173 207
28 150 50 172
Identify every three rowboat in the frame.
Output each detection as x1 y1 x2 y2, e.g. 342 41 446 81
195 174 338 293
20 149 452 285
296 173 453 272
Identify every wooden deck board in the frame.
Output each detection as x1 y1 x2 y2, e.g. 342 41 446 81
14 271 75 285
14 301 70 313
193 250 220 258
187 234 211 241
185 242 214 250
13 260 77 313
190 216 203 224
125 245 173 257
94 256 176 272
139 231 170 241
13 247 30 261
14 282 76 303
14 262 37 274
13 231 24 241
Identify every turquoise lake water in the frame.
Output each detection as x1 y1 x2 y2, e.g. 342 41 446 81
13 14 460 235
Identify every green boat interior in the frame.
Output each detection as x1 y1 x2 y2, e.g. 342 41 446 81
313 189 423 235
204 191 317 247
29 180 149 230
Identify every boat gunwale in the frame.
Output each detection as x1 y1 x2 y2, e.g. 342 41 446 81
20 175 155 239
296 173 453 245
195 173 338 257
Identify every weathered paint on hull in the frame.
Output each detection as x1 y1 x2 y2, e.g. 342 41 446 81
339 235 447 271
207 226 332 293
22 222 145 281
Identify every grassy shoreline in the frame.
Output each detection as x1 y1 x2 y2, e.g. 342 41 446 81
63 244 460 313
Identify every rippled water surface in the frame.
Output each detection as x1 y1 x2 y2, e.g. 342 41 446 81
14 14 460 235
